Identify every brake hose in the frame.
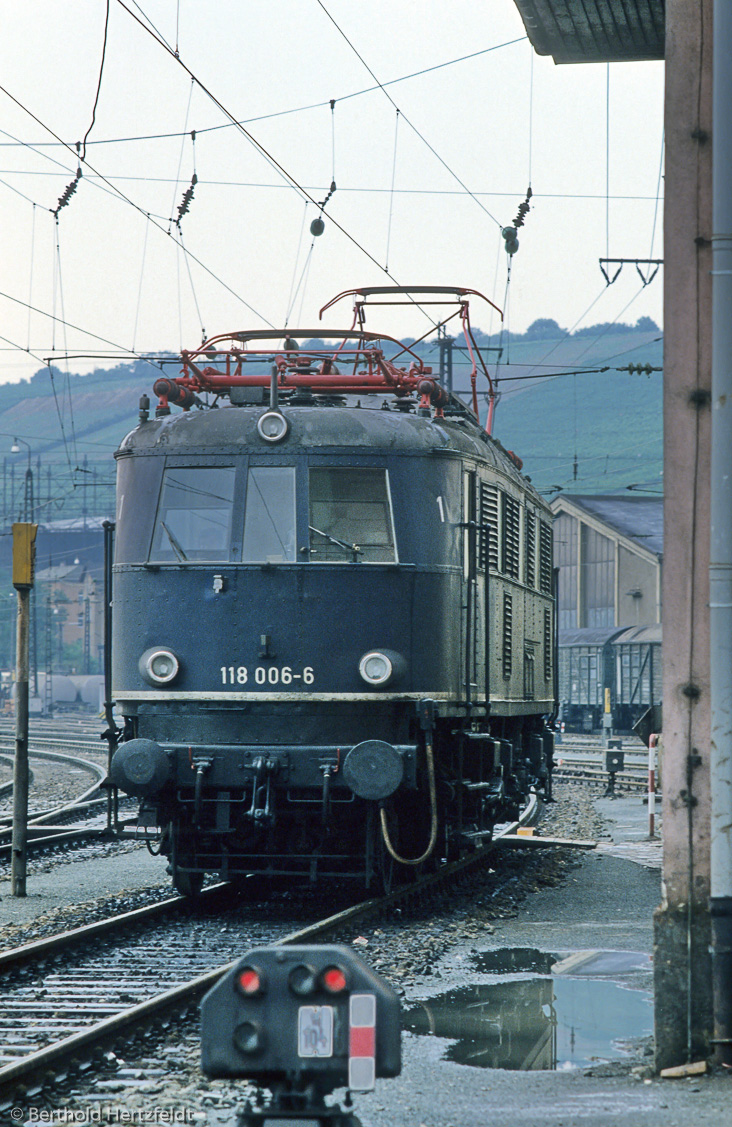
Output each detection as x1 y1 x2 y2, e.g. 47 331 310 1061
379 734 438 866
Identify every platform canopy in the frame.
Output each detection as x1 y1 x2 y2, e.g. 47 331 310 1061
511 0 665 63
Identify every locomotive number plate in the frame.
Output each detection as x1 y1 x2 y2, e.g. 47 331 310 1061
220 665 314 686
298 1005 334 1057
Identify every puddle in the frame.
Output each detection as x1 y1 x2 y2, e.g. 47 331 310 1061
403 948 653 1071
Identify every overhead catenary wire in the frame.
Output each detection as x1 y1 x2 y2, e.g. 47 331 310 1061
605 63 610 264
313 0 503 230
112 0 445 335
51 222 78 470
0 286 178 371
169 80 196 232
0 38 527 150
0 84 275 327
113 1 408 289
647 130 665 267
0 168 666 204
284 201 310 327
384 109 400 273
80 0 110 162
177 227 206 342
132 214 151 352
26 203 36 352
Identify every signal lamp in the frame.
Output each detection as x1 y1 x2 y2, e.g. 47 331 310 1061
321 966 347 994
288 964 318 996
236 966 264 996
233 1021 264 1055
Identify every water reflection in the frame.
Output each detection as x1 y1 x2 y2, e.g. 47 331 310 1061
402 948 653 1071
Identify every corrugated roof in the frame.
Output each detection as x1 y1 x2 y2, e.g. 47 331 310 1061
512 0 664 63
613 623 662 645
552 494 663 557
559 626 626 646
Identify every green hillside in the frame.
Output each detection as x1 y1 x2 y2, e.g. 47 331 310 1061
0 323 663 528
492 333 663 495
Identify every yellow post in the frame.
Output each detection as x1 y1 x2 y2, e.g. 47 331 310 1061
11 522 37 897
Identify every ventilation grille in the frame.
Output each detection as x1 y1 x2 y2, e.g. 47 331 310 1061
478 483 499 571
539 520 553 594
525 510 536 587
544 608 552 682
502 591 513 678
502 495 520 579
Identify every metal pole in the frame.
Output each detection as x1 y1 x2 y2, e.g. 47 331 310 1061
710 0 732 1068
648 734 657 839
102 520 119 832
11 522 36 897
11 587 30 896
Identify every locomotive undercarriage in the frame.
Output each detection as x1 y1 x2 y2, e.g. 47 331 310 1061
122 702 553 896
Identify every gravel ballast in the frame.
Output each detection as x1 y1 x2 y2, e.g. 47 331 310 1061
4 783 730 1127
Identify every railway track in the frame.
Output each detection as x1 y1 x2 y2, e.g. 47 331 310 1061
0 800 543 1103
552 738 655 794
0 750 116 863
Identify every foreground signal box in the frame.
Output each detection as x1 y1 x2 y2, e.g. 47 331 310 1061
201 945 401 1095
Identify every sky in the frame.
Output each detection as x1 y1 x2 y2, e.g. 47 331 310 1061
0 0 665 388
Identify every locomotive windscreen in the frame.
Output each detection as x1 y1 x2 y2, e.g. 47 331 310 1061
242 466 297 563
150 466 236 562
308 468 396 563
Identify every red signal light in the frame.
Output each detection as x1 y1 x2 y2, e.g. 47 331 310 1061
236 965 264 996
321 966 347 994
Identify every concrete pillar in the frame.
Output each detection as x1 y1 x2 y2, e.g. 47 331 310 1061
654 0 714 1068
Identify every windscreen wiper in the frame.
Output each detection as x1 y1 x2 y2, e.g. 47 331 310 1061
308 525 361 562
161 521 189 561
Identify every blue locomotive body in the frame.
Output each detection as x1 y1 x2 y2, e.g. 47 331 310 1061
108 295 555 893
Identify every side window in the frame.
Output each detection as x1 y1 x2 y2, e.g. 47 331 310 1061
309 468 396 562
242 466 296 562
150 466 235 562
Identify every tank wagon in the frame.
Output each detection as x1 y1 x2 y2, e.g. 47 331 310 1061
108 287 556 894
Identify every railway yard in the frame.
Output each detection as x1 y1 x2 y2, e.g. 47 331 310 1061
0 718 727 1126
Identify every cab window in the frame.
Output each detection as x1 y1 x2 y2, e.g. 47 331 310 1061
150 466 235 562
242 466 296 562
308 468 396 562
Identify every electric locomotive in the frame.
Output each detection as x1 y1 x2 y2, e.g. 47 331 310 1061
108 287 556 895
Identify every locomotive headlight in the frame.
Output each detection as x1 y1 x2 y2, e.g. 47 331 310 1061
358 649 405 687
140 647 180 685
359 651 393 685
256 410 290 443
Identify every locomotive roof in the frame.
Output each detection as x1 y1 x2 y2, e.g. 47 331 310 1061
117 396 543 504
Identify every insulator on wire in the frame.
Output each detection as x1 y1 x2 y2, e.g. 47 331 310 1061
310 180 337 237
176 173 198 228
53 167 83 217
502 226 519 255
512 185 533 229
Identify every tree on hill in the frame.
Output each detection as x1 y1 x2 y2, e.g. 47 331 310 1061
524 318 566 340
634 316 660 333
